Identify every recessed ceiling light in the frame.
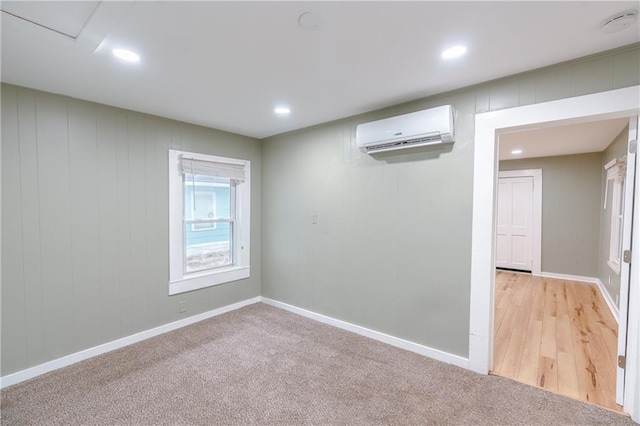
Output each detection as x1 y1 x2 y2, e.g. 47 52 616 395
511 149 523 155
112 48 140 63
275 107 290 115
441 45 467 59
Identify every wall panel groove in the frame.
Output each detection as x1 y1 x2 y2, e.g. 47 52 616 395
2 85 27 373
17 90 45 366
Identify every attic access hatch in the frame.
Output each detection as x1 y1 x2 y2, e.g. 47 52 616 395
1 1 100 39
356 105 455 154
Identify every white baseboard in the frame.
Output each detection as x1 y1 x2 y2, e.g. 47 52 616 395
537 271 599 284
260 297 469 370
594 279 620 323
0 296 261 389
2 295 470 388
537 271 619 323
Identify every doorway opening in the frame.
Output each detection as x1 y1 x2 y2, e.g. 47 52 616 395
468 85 640 419
491 118 629 411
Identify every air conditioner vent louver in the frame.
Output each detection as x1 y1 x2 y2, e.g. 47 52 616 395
365 134 443 154
356 105 455 155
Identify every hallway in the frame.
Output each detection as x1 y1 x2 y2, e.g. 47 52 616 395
492 271 621 412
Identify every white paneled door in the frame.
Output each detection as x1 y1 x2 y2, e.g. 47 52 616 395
618 116 638 405
496 176 533 271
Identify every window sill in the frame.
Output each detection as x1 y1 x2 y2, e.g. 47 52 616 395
169 266 250 295
607 260 621 276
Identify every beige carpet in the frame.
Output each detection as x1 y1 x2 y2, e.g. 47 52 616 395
1 303 634 425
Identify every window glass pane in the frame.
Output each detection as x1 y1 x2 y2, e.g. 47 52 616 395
617 183 625 260
184 174 231 220
617 182 625 212
185 222 233 273
617 215 623 261
192 192 215 223
183 173 235 274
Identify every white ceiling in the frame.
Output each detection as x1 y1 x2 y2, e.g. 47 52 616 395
498 118 629 161
1 1 639 139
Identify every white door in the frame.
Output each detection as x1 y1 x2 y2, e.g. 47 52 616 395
617 116 638 405
496 176 533 271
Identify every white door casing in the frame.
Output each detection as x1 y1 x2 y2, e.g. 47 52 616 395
617 115 638 405
469 85 640 420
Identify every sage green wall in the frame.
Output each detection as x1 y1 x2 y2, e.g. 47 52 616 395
2 44 638 375
261 45 640 358
598 126 629 307
1 84 261 376
499 153 602 277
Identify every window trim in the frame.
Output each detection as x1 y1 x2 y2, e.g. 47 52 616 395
169 149 250 295
605 157 625 275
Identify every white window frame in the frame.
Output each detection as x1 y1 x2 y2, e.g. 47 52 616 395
169 149 251 295
605 158 625 274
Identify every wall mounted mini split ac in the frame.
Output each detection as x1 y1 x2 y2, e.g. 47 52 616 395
356 105 455 154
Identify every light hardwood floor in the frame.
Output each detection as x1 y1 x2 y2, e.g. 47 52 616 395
492 271 621 412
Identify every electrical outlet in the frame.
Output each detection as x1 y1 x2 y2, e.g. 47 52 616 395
312 214 318 224
179 301 187 313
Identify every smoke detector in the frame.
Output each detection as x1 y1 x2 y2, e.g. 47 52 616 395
298 11 323 31
601 9 638 33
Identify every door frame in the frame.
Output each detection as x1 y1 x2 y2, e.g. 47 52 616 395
497 170 542 275
468 85 640 419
